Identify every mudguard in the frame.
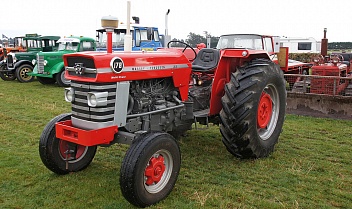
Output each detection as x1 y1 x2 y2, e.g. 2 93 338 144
12 60 33 70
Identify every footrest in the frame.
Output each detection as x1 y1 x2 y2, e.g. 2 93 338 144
193 109 209 129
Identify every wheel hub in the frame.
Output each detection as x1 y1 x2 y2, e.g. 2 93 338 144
144 155 165 185
257 92 273 128
59 140 85 161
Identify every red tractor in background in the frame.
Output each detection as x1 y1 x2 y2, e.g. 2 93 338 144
291 54 352 94
309 54 352 95
39 34 288 207
291 28 352 95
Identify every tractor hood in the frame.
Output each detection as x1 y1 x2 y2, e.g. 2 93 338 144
64 49 191 82
64 49 192 100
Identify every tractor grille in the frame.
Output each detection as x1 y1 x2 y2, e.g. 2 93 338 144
66 57 97 78
66 57 95 69
71 80 117 123
6 55 14 68
37 55 45 74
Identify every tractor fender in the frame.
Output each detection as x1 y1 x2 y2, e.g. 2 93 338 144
50 62 65 75
13 60 33 70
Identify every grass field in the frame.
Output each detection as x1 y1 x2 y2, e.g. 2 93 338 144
0 79 351 209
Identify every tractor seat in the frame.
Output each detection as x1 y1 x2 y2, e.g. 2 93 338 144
192 48 220 72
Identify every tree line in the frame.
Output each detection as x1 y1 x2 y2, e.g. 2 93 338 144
328 42 352 49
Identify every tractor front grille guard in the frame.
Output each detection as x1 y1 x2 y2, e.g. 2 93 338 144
70 80 117 123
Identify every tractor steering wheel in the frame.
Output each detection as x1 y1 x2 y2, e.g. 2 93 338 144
311 54 325 65
167 40 197 61
330 54 344 64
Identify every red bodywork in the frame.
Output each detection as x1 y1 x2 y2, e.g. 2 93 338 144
310 62 351 95
56 48 272 146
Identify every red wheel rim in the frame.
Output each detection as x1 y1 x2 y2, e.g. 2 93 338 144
257 92 273 128
59 140 86 160
144 155 166 186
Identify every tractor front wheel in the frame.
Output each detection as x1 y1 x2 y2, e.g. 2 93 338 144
120 132 181 207
55 69 70 87
39 113 97 174
220 59 286 158
15 64 35 82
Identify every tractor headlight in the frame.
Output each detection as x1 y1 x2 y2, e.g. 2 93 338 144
43 60 48 66
64 88 75 102
32 59 36 65
87 92 108 107
242 51 248 57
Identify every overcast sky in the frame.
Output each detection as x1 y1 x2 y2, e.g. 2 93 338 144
1 0 351 42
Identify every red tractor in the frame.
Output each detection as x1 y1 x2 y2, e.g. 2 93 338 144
292 54 352 95
39 34 287 207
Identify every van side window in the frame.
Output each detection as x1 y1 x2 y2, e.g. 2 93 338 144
81 41 94 51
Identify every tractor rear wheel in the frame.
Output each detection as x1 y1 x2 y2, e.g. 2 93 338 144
39 113 97 174
55 69 70 87
37 77 56 85
15 64 35 82
219 59 286 158
120 132 181 207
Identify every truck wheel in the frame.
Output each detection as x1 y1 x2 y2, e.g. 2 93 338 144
120 132 181 207
219 59 286 158
15 64 35 82
39 113 97 175
0 72 16 81
55 69 70 87
37 77 56 85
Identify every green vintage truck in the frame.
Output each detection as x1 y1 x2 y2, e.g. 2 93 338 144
29 36 96 86
0 34 60 82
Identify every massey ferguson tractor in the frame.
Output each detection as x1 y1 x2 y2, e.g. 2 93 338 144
39 33 287 207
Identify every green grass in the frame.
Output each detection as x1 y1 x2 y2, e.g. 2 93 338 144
0 79 351 209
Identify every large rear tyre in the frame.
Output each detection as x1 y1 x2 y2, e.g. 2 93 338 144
37 77 56 85
39 113 97 174
55 69 70 87
219 59 286 158
15 64 35 82
120 132 181 207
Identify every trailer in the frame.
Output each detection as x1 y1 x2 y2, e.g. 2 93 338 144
280 36 321 53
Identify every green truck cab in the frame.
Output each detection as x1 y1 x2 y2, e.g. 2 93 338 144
29 36 96 87
0 34 60 82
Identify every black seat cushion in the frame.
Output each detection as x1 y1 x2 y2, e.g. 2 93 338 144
192 48 220 72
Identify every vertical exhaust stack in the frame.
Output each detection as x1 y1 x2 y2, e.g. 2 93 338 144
101 15 119 53
124 1 132 52
164 9 171 47
321 28 328 57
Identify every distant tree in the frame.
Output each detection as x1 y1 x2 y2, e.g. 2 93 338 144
210 36 220 48
328 42 352 50
185 32 220 48
167 38 187 47
186 32 206 47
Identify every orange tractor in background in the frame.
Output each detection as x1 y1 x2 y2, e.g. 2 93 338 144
0 36 26 60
